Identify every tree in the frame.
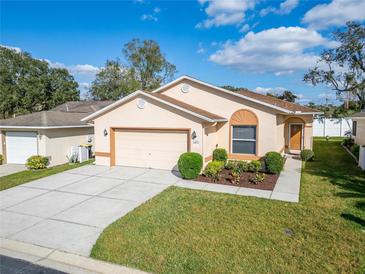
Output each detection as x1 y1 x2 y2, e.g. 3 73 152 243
123 39 176 91
267 90 298 102
304 22 365 110
90 60 139 100
0 46 79 118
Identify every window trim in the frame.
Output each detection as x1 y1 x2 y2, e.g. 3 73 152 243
231 125 257 155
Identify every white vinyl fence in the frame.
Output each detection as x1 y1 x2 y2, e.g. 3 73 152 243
313 118 352 137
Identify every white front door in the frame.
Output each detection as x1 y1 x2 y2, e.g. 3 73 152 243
6 131 38 164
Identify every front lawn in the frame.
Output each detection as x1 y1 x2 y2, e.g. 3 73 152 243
91 139 365 273
0 160 94 191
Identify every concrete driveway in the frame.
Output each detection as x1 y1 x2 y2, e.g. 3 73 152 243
0 164 27 177
0 165 181 256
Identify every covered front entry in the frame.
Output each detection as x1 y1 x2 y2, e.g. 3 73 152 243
113 128 190 170
289 124 303 151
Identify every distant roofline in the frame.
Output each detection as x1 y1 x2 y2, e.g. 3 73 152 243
0 125 93 129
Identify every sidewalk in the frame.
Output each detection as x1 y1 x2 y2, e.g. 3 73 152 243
175 155 302 203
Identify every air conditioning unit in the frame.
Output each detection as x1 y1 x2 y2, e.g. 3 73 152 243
70 146 89 163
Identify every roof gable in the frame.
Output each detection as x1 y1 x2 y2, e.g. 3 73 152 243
82 90 227 123
153 75 321 114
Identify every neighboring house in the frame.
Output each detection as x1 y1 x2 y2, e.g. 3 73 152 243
82 76 321 170
0 101 113 165
351 111 365 170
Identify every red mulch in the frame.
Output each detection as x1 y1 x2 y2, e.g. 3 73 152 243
195 168 279 191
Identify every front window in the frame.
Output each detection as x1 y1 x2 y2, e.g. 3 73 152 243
232 125 256 154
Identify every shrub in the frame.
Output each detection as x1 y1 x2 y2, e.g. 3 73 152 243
342 138 354 147
213 148 228 163
248 160 261 173
0 154 3 165
249 172 266 184
26 155 49 170
352 144 360 158
265 152 284 174
178 152 203 179
203 161 224 182
226 160 249 173
300 149 315 162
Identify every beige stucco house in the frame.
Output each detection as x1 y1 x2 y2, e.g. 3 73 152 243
83 76 321 170
0 101 113 166
351 111 365 170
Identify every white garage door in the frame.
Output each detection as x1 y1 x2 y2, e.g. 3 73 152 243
115 129 188 170
6 131 38 164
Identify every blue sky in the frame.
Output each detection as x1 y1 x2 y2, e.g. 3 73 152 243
1 0 364 104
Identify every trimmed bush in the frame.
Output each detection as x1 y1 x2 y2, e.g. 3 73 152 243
26 155 49 170
178 152 203 179
265 152 284 174
0 154 3 165
213 148 228 163
248 160 261 173
203 161 224 181
342 138 355 147
300 149 315 162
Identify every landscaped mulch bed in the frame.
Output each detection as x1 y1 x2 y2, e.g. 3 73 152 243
195 169 279 190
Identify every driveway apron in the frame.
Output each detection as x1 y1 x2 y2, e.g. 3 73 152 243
0 165 179 256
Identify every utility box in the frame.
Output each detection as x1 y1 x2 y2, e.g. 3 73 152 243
70 146 89 163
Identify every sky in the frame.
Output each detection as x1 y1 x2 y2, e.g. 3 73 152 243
1 0 365 105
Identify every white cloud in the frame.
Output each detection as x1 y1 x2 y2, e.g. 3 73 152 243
1 44 21 53
260 0 299 16
209 26 337 74
141 14 158 21
318 92 336 99
79 82 91 89
44 59 101 76
197 42 205 54
302 0 365 30
70 64 100 75
141 6 161 22
254 86 287 94
239 24 250 33
196 0 256 28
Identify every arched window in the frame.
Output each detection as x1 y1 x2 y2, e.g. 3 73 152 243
230 109 258 155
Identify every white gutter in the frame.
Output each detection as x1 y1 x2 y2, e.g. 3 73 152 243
0 125 93 129
81 90 227 123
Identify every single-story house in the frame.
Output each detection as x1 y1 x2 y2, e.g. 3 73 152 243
82 76 321 170
0 101 113 165
351 111 365 170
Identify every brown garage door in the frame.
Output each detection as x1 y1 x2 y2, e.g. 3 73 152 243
114 129 189 170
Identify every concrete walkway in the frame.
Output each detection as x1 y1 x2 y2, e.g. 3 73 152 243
0 164 26 177
176 155 302 203
0 165 179 256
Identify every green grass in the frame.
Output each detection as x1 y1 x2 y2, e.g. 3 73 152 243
91 139 365 274
0 160 94 191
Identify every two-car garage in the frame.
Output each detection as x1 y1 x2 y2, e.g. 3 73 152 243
4 131 38 164
113 129 189 170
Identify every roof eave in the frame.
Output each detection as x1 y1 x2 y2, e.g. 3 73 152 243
0 125 93 129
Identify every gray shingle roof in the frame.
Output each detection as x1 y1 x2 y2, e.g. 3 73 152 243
0 101 114 128
351 111 365 118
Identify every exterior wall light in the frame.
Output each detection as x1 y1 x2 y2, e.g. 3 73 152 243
191 130 197 140
103 129 108 137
